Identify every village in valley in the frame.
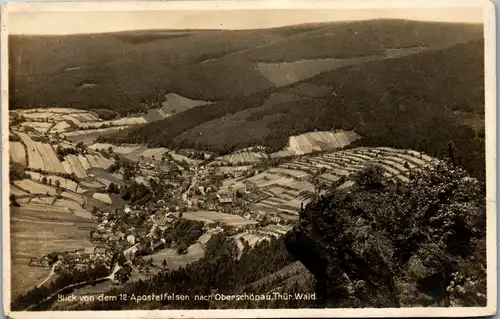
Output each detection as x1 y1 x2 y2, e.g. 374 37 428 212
8 104 437 299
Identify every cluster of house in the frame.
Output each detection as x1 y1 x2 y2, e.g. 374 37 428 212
29 247 115 274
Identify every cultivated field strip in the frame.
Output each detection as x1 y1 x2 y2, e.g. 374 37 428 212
26 172 82 193
62 126 130 138
49 121 71 134
43 143 66 173
92 193 112 204
9 184 30 196
34 142 55 172
10 142 27 166
284 130 362 156
53 198 84 210
78 155 92 171
231 147 437 216
13 179 57 196
66 155 87 178
182 210 258 227
19 122 54 134
17 132 45 170
61 161 74 175
61 192 85 205
21 112 64 120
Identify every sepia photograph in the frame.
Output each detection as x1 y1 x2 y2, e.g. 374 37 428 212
1 1 497 318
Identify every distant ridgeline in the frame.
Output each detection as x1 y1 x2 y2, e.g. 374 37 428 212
10 19 482 113
119 38 484 181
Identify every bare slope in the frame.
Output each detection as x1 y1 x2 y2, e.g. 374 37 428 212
126 40 485 180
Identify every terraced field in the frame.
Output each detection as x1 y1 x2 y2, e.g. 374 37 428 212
13 179 58 196
61 126 131 144
49 121 71 134
17 132 44 170
212 130 361 165
61 154 114 177
26 172 82 193
19 122 53 134
14 132 67 173
222 147 437 217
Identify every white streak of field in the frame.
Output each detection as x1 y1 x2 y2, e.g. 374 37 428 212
61 161 74 175
43 143 66 173
19 122 54 134
27 172 81 193
92 193 112 204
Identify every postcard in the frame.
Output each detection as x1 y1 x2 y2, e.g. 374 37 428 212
1 0 496 317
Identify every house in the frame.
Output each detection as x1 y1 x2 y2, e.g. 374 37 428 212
94 246 107 255
124 206 132 214
92 233 104 242
74 263 88 271
217 197 233 205
216 197 233 212
126 234 135 245
166 212 180 219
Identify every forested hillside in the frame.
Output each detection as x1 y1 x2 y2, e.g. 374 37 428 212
43 161 487 310
121 40 485 180
285 162 486 307
10 20 482 114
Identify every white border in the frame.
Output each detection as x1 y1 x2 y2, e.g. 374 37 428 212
0 0 497 318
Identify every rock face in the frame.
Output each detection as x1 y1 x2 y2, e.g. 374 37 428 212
284 163 487 308
285 209 400 308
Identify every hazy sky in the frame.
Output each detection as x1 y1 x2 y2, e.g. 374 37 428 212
7 5 484 35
